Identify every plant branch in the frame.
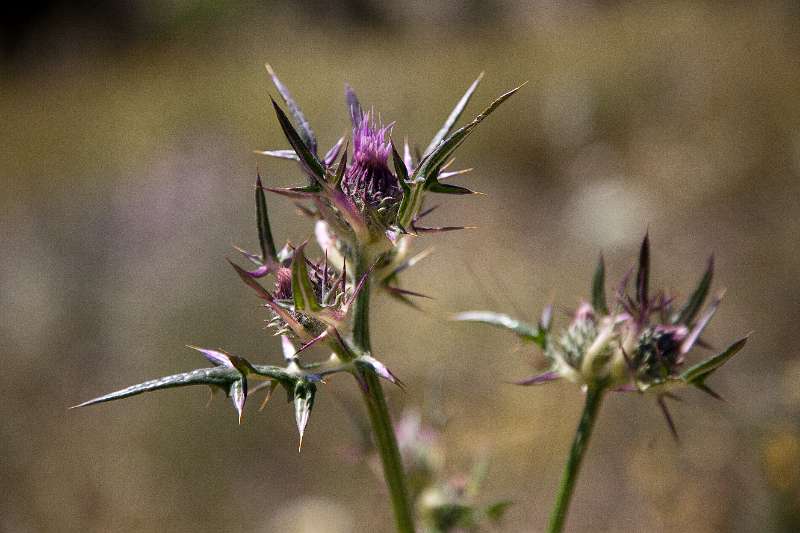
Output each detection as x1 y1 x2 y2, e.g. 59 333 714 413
352 255 415 533
547 386 605 533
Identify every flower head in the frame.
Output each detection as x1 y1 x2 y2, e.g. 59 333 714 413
229 240 368 355
342 113 400 210
257 67 523 302
456 234 749 436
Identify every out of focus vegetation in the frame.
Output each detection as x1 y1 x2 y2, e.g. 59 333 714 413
2 2 799 531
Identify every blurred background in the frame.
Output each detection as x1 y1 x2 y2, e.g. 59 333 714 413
2 1 800 531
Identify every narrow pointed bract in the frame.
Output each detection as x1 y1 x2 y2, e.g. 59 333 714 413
423 72 484 157
271 97 326 184
256 173 278 266
266 64 317 155
636 233 650 312
675 255 714 325
513 371 561 386
592 254 608 315
453 311 544 346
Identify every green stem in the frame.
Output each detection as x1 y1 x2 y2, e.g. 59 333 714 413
547 386 605 533
352 256 415 533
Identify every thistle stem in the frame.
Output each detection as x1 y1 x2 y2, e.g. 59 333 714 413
352 257 415 533
547 386 605 533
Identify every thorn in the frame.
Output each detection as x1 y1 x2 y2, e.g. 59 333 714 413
295 329 329 355
696 382 725 401
657 395 679 442
662 391 683 402
259 382 275 411
206 387 215 408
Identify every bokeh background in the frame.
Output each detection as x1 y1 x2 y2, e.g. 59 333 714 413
3 1 800 531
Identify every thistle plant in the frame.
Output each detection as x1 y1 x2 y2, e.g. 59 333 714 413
74 65 521 532
456 234 749 532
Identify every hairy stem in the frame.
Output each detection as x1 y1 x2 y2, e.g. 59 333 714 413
547 386 605 533
352 256 415 533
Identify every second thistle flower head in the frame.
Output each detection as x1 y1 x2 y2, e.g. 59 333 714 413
457 234 748 401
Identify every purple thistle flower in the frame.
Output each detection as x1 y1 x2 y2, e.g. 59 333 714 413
259 68 522 253
342 113 401 209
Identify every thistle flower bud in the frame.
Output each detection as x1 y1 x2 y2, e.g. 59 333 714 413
456 234 749 434
229 241 368 357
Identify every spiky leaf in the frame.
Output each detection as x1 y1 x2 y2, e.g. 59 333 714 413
291 243 321 312
255 174 278 264
675 255 714 325
453 311 544 347
270 98 326 185
423 72 484 157
415 83 524 187
71 366 244 408
266 64 317 154
592 254 609 314
680 335 749 387
398 83 523 227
